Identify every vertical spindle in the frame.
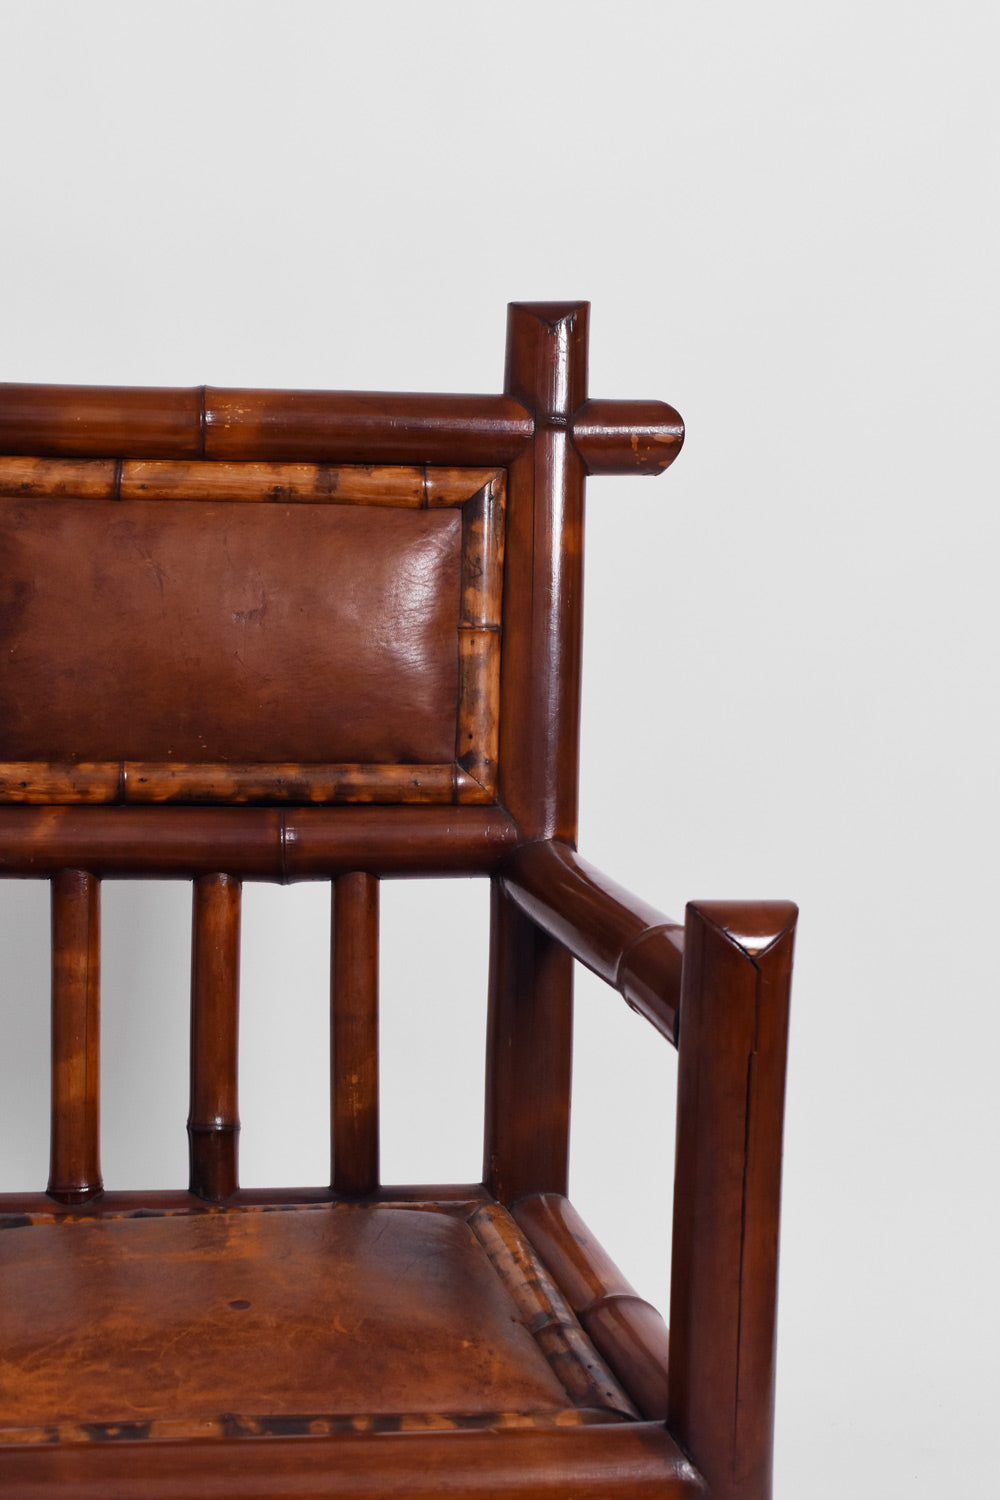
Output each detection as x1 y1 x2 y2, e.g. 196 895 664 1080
48 869 102 1203
188 873 241 1201
331 872 379 1196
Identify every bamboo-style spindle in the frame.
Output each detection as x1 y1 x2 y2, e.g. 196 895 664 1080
188 873 242 1201
331 872 380 1196
668 900 797 1500
48 869 102 1203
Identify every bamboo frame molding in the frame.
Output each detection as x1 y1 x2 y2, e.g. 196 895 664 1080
0 462 504 807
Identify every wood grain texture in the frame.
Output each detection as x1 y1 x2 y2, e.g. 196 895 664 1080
570 398 685 475
331 874 380 1196
458 474 506 627
500 840 684 1043
499 301 588 842
0 455 502 508
455 629 501 800
0 305 778 1500
0 384 533 465
121 459 424 505
579 1298 672 1424
0 456 117 498
48 871 101 1205
203 388 533 465
188 875 242 1201
0 762 462 806
668 901 796 1500
0 805 518 878
426 466 500 507
466 1204 638 1420
125 763 460 807
0 764 123 804
0 1422 705 1500
512 1193 641 1309
483 882 573 1204
513 1195 670 1422
0 1186 490 1221
0 384 204 458
483 303 591 1212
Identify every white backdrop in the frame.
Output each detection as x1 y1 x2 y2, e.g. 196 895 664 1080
1 4 997 1495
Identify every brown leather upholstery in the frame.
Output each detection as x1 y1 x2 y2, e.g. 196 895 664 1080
0 498 462 765
0 1203 636 1439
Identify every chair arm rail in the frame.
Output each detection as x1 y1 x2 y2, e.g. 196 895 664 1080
499 840 684 1044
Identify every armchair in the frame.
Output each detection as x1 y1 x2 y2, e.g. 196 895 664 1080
0 302 795 1499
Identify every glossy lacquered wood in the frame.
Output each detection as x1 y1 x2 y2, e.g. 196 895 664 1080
0 805 518 878
331 873 380 1196
0 384 204 458
499 301 588 842
500 840 684 1043
668 901 796 1500
483 302 590 1211
0 1186 492 1220
570 398 685 475
0 385 534 465
0 455 498 506
0 386 687 479
0 1423 705 1500
188 874 241 1201
47 871 101 1204
514 1194 671 1422
0 304 803 1500
484 881 573 1205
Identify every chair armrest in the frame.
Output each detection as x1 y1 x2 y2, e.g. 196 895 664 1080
499 840 684 1044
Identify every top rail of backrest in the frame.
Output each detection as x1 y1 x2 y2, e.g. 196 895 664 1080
0 385 535 466
0 381 683 474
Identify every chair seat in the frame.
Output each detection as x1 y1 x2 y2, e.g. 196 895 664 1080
0 1199 637 1445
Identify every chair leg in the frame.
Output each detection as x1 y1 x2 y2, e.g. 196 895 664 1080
668 900 796 1500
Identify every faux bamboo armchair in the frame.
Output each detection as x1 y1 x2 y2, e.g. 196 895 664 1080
0 303 796 1500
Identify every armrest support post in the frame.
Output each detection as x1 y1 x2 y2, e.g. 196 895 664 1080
483 882 573 1204
668 900 797 1500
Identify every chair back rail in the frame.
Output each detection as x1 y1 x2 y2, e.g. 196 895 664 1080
0 386 536 465
0 303 684 1219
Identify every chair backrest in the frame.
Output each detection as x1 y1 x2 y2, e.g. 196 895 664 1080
0 302 683 1208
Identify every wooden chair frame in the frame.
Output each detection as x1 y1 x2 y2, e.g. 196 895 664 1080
0 303 796 1500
